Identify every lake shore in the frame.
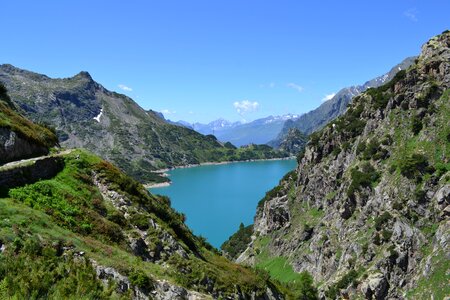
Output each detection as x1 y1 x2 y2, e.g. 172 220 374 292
144 181 171 189
145 156 296 189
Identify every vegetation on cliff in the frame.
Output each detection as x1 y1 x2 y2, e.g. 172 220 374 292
231 31 450 299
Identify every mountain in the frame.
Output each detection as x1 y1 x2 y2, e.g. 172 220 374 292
225 31 450 299
0 86 284 299
0 65 287 183
192 114 300 147
269 56 416 149
268 127 309 154
192 118 241 135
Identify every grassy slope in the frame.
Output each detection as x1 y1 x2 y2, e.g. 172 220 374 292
0 89 57 150
0 149 276 298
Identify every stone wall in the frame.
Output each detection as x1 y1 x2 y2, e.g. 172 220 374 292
0 156 64 191
0 127 49 165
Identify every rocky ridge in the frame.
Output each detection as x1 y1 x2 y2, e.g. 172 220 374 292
235 31 450 299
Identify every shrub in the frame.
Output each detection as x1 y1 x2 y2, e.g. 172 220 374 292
362 139 380 160
381 229 393 241
398 154 429 179
326 269 358 299
221 223 253 259
129 270 153 289
356 141 366 155
297 271 319 300
414 187 427 203
381 135 393 146
282 170 298 183
331 146 341 157
411 116 423 135
297 150 305 164
374 212 392 231
308 133 320 147
347 163 380 197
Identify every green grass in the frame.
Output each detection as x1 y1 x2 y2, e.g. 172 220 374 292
257 256 302 283
0 102 58 150
406 249 450 299
1 149 280 298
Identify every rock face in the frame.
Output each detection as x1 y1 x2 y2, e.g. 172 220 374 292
268 127 308 154
0 155 64 190
237 31 450 299
0 127 49 164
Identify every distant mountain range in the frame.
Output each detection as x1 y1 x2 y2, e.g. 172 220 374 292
269 56 416 148
177 114 299 147
175 57 415 152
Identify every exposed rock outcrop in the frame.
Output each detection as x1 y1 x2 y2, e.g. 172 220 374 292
0 155 64 190
0 127 49 164
237 31 450 299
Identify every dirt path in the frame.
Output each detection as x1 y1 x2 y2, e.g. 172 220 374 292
0 149 74 171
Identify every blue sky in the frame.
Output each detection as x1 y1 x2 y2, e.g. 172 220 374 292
1 1 448 123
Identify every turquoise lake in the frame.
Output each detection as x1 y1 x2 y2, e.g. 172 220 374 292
150 159 297 248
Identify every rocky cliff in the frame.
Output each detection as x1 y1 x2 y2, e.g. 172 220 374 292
0 84 58 164
235 31 450 299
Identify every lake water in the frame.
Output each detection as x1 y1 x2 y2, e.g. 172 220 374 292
150 159 297 248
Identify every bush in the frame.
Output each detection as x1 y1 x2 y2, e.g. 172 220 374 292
221 223 253 259
297 150 305 163
297 271 319 300
411 116 423 135
398 154 429 179
326 269 358 299
362 139 379 160
347 163 380 197
129 270 153 289
331 146 341 157
374 212 392 231
381 229 393 241
356 141 366 155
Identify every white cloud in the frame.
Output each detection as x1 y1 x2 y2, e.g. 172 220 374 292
269 82 275 88
161 109 176 115
233 100 260 116
404 8 418 22
188 110 194 114
287 83 304 92
118 84 133 92
322 93 336 102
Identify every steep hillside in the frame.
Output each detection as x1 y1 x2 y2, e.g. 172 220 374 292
269 57 415 149
0 91 285 299
0 66 287 183
267 125 309 155
232 31 450 299
0 83 58 164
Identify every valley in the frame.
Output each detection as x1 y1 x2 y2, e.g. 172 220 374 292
0 2 448 298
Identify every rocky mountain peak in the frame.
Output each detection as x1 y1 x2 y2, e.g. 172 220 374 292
74 70 94 81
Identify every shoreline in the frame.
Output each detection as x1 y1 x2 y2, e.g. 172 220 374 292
144 181 171 189
145 156 296 189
